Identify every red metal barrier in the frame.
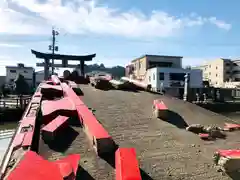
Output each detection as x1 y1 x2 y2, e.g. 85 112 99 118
61 83 84 106
7 151 80 180
214 149 240 173
41 97 76 124
224 123 240 131
153 99 168 119
115 148 142 180
14 94 42 149
76 105 115 155
41 116 69 141
153 99 167 110
40 84 63 98
0 89 43 179
51 75 61 85
12 133 25 149
46 80 54 85
61 81 116 154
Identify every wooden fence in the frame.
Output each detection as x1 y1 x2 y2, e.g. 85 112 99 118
0 96 31 109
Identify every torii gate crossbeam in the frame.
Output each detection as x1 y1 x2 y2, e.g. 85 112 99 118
31 50 96 80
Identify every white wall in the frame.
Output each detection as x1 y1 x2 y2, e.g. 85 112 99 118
146 68 158 91
6 67 34 86
146 67 202 91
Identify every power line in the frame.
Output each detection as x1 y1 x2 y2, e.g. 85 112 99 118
48 27 59 74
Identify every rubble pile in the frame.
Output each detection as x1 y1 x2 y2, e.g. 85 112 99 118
186 124 226 140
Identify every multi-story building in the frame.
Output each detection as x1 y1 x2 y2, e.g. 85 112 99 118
193 58 240 87
5 64 34 86
232 60 240 81
126 55 203 91
127 55 182 80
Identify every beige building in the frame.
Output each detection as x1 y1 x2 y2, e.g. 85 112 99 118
193 58 237 87
126 55 183 80
125 54 203 91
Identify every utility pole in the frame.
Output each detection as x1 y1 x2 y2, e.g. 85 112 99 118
48 28 59 75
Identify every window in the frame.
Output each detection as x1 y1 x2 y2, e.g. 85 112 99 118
209 65 211 68
153 73 155 80
149 76 151 82
139 61 141 69
24 70 28 73
209 72 211 75
216 66 218 70
159 73 164 80
149 61 172 68
10 70 16 73
233 70 240 74
169 73 185 81
216 74 218 77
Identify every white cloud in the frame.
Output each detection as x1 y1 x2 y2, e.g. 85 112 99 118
0 0 232 38
0 43 23 47
0 55 11 59
209 17 232 31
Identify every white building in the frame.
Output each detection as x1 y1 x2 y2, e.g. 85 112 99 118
5 64 34 86
126 55 203 92
146 67 203 92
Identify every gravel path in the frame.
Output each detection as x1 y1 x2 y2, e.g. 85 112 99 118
80 85 239 180
39 85 239 180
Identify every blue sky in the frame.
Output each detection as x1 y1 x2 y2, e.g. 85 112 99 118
0 0 240 75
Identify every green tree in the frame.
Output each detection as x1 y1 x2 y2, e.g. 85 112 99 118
15 74 30 95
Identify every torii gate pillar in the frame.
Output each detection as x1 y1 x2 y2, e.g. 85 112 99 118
44 58 50 80
80 60 84 76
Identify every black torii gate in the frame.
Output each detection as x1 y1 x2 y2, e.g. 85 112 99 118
31 50 96 80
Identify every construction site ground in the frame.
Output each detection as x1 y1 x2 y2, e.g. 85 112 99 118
39 84 240 180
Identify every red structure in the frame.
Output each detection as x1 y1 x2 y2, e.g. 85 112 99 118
1 75 140 180
7 151 80 180
32 49 96 80
115 148 142 180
